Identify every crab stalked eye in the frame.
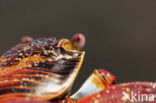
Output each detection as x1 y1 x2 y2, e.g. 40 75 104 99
56 33 85 51
76 36 80 42
72 33 85 50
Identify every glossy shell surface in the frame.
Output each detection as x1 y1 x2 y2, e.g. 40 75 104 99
0 37 84 101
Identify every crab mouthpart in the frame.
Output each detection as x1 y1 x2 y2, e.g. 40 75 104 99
57 33 85 51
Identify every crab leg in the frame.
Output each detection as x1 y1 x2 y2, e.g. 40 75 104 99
77 82 156 103
71 69 116 100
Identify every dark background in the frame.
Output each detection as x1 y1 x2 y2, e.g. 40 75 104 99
0 1 156 94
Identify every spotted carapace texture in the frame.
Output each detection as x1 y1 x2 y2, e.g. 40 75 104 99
77 82 156 103
0 36 85 102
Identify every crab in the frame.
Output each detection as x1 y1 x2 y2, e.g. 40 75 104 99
0 33 155 103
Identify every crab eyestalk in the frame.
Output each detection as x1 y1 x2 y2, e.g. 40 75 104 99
71 69 116 100
57 33 85 51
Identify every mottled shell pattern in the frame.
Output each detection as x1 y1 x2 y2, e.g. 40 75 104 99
0 34 85 101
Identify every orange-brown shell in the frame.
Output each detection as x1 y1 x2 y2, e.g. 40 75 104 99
0 37 84 102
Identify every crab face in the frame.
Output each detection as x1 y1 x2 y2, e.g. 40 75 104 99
0 33 85 101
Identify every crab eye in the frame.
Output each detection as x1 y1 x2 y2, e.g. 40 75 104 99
76 36 80 42
72 33 85 49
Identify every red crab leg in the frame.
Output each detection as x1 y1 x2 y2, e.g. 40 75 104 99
59 69 116 103
77 82 156 103
71 69 116 100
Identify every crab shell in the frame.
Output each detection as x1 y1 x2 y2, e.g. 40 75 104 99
77 81 156 103
0 36 85 102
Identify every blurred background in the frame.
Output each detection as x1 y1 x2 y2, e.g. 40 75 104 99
0 0 156 94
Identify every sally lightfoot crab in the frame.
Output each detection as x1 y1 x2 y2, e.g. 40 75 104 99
0 33 155 103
